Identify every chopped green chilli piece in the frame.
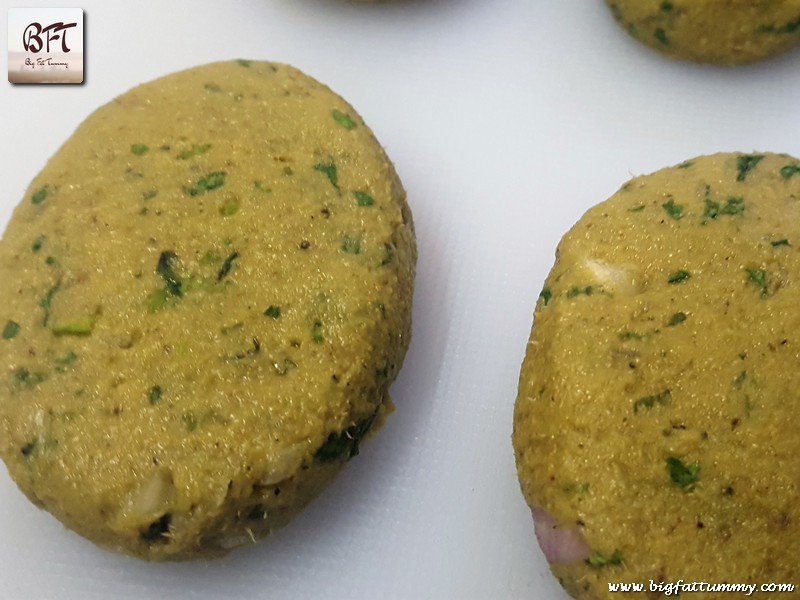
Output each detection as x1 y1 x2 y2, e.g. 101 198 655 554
31 186 49 205
51 318 95 336
661 198 683 220
332 109 357 130
666 456 700 488
667 270 691 284
736 154 764 181
131 144 149 156
3 320 20 340
354 191 375 206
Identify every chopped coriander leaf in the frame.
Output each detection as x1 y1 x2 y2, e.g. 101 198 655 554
217 251 240 281
131 144 149 156
156 251 183 297
654 27 669 45
704 196 745 220
31 185 49 205
254 181 271 193
264 305 281 319
661 198 683 220
55 351 78 365
148 385 162 405
3 320 20 340
660 1 673 10
667 270 691 284
780 164 800 179
315 412 377 462
627 204 645 212
39 281 61 326
177 143 212 160
20 441 37 457
633 389 671 413
566 286 593 298
666 456 700 487
283 166 293 176
745 267 769 297
677 160 694 169
341 235 361 255
736 154 764 181
187 171 226 196
314 161 339 190
354 191 375 206
539 287 552 305
332 109 357 130
586 550 623 567
619 331 645 341
667 312 687 327
771 238 791 247
236 59 252 67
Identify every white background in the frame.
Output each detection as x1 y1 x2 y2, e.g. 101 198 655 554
1 1 799 599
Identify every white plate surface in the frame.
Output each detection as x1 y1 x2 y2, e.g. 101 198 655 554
1 1 799 599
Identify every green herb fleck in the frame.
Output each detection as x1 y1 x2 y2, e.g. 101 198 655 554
704 196 745 221
566 286 594 298
39 281 61 326
677 161 694 169
354 191 375 206
217 251 240 281
771 238 791 247
667 456 700 488
187 171 226 196
177 143 212 160
745 267 769 297
31 185 49 205
45 256 56 266
341 235 362 255
182 414 198 432
586 550 623 567
3 320 20 340
314 161 339 190
254 181 271 193
332 109 357 130
733 370 747 388
156 251 183 297
667 312 687 327
55 351 78 366
315 412 377 462
667 270 691 284
21 441 37 458
312 321 324 344
264 305 281 319
619 330 645 341
539 287 552 306
131 144 149 156
32 235 46 252
219 199 240 216
148 385 162 405
780 164 800 179
236 59 252 67
654 27 669 45
15 368 45 387
627 204 645 212
736 154 764 181
283 166 293 176
660 1 673 10
564 482 590 494
661 198 683 220
633 389 671 413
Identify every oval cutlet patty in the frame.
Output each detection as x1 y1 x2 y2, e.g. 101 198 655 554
606 0 800 65
0 60 416 560
513 152 800 598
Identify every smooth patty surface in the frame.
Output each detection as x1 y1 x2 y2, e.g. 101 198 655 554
513 152 800 598
606 0 800 64
0 60 415 560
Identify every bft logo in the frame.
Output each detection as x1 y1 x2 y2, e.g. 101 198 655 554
23 21 77 54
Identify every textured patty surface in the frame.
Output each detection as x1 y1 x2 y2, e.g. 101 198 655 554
606 0 800 64
513 152 800 598
0 60 415 560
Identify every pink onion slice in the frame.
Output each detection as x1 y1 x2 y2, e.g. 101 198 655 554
532 507 591 565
